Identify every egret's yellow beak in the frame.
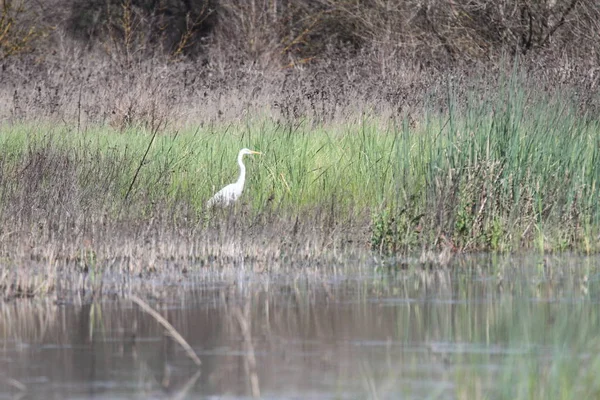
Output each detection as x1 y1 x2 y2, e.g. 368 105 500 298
250 150 263 155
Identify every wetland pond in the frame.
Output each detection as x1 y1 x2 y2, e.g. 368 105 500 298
1 254 599 399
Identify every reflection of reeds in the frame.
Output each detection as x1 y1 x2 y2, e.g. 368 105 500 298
0 299 58 340
169 369 202 400
234 303 261 399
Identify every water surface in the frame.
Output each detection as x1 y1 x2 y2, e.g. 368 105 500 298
1 254 599 399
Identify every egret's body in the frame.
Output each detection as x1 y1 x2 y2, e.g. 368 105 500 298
207 148 262 207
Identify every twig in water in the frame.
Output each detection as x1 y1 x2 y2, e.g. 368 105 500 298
170 369 202 400
129 295 202 367
1 375 27 400
234 305 261 398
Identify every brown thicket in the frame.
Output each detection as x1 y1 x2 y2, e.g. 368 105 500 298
2 1 599 66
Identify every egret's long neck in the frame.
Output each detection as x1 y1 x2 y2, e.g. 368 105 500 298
236 152 246 187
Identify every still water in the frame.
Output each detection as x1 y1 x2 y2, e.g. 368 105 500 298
1 254 600 399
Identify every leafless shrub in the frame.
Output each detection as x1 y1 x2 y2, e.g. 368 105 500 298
65 0 215 63
0 0 51 59
2 0 598 67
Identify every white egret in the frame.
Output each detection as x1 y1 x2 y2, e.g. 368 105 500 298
206 148 262 207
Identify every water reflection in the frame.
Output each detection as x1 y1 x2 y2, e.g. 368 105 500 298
1 254 599 399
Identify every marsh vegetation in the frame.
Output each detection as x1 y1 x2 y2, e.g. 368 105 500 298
1 68 600 299
2 2 600 399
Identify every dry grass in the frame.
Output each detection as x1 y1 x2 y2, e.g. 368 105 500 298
2 53 599 130
1 2 599 127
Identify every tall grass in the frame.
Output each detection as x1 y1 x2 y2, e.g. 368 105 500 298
0 70 599 289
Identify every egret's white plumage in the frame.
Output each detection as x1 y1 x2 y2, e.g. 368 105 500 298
206 148 262 207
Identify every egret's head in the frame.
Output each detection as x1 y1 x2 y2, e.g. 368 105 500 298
240 148 262 156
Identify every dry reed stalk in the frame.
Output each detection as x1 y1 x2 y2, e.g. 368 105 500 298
234 304 261 398
129 295 202 367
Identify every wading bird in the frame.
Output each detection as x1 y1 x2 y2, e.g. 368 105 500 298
206 148 262 207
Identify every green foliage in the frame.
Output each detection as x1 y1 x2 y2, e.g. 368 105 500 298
371 208 393 253
371 207 423 255
485 217 506 251
454 196 475 247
